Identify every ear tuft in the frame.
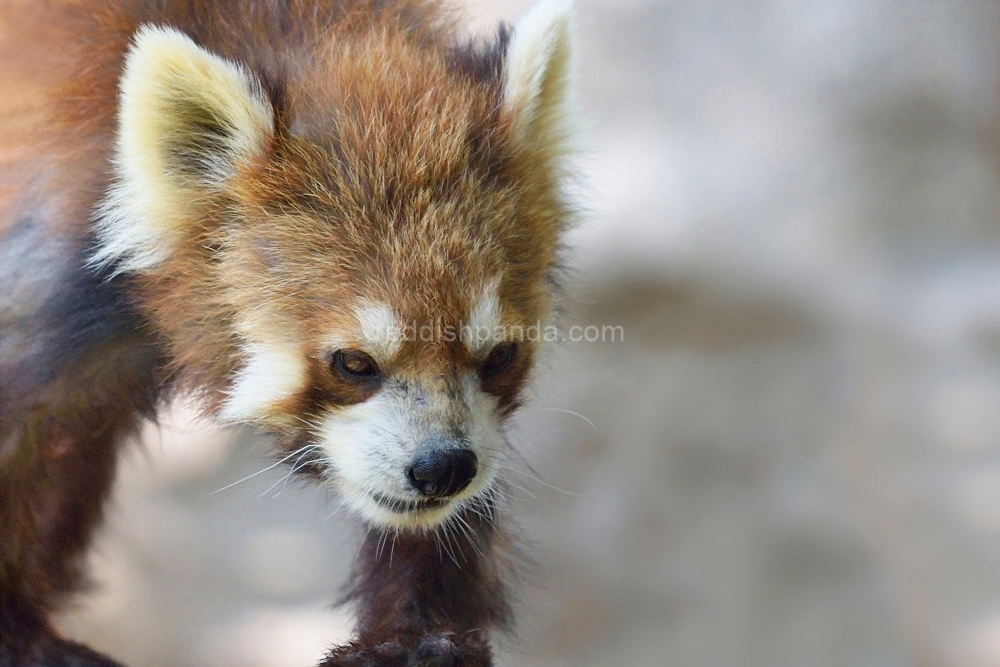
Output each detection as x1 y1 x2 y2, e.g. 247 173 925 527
95 26 273 272
503 0 576 154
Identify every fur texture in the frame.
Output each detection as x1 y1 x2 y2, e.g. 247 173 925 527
0 0 576 664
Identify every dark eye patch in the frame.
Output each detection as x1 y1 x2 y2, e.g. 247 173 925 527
480 342 518 380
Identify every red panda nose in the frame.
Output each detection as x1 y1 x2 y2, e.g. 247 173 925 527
406 448 479 499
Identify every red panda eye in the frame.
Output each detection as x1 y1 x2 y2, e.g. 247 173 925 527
481 342 518 379
333 350 380 380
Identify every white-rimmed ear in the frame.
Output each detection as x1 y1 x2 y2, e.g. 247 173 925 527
503 0 576 153
95 26 274 272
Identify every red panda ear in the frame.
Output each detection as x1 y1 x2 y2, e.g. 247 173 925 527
94 26 274 272
503 0 576 158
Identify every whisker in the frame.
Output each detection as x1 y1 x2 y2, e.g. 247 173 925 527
433 529 445 563
500 477 537 499
500 465 589 498
211 445 317 495
439 522 462 569
532 407 599 433
326 494 351 520
491 485 511 513
504 437 547 481
465 501 493 526
450 519 469 564
388 528 399 568
376 528 390 563
261 445 320 498
453 513 484 558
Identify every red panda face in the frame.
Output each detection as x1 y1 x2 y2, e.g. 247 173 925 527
95 0 576 528
213 221 547 528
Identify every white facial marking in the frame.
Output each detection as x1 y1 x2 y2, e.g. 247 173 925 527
220 342 307 422
354 302 403 363
466 287 504 355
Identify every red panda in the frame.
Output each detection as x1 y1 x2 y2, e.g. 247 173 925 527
0 0 576 665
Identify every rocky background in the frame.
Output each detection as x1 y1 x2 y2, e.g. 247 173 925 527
57 1 1000 666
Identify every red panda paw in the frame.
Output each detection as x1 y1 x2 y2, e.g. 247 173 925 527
319 631 492 667
407 633 492 667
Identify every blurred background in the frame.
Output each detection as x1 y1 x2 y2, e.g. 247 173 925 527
56 0 1000 665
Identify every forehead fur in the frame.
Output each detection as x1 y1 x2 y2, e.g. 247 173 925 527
226 27 564 334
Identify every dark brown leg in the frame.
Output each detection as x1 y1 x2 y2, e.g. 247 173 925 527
321 504 513 667
0 403 141 667
0 322 158 665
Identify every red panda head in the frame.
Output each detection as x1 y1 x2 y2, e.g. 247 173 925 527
95 0 577 529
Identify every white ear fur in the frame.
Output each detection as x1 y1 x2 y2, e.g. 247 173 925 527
95 26 274 272
503 0 576 152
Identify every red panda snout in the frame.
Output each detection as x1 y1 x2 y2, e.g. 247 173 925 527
314 369 506 530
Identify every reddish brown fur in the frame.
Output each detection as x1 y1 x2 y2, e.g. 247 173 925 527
0 1 569 664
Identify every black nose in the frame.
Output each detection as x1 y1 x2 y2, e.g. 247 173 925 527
406 448 478 499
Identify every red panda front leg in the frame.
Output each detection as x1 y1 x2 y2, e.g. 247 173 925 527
0 297 158 667
321 505 509 667
0 406 140 667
